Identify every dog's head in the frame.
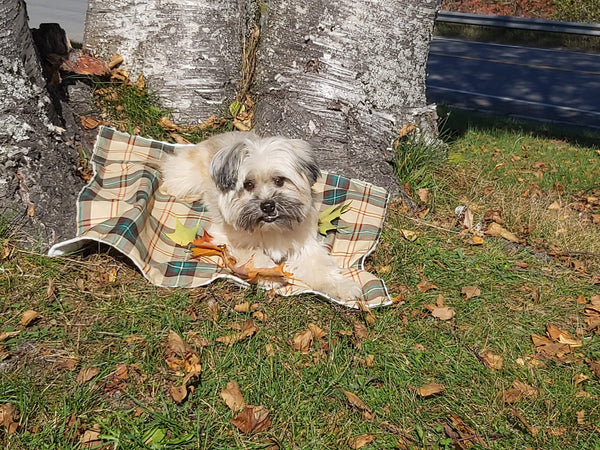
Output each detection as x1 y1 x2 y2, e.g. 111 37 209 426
209 134 320 233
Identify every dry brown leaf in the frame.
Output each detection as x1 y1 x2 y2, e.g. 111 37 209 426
57 356 79 371
19 309 40 326
577 410 586 425
206 298 220 323
0 403 18 434
400 229 419 242
447 414 487 448
216 319 258 346
485 222 523 244
501 380 539 403
0 330 20 342
353 321 368 340
417 383 445 398
135 73 145 90
166 330 189 357
510 408 539 436
80 427 103 448
292 329 314 354
76 367 100 385
467 235 485 245
169 132 191 144
574 373 590 386
547 324 582 347
169 383 189 403
221 380 246 412
417 188 429 203
397 123 417 140
80 116 102 130
186 330 210 348
265 343 275 357
107 53 123 69
343 390 370 411
158 116 180 131
307 323 327 340
251 311 268 322
587 360 600 379
461 286 481 300
231 405 271 434
417 279 438 293
430 306 455 321
348 434 376 449
234 302 250 313
480 349 504 370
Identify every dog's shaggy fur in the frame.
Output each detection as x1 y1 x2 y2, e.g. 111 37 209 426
160 131 362 301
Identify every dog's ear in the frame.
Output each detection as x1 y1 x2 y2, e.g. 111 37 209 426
209 142 246 191
290 139 321 185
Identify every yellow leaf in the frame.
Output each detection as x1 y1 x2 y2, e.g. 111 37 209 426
318 202 351 236
165 218 200 246
417 383 445 397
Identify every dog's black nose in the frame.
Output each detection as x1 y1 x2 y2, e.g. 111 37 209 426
260 200 276 214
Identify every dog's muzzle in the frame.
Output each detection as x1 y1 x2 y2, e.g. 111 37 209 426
260 200 278 222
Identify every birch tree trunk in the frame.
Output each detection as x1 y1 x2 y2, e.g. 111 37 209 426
85 0 442 193
0 0 84 248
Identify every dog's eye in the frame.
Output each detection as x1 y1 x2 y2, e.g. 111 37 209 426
243 180 255 191
273 177 285 187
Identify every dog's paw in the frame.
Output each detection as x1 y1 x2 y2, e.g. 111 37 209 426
311 273 363 302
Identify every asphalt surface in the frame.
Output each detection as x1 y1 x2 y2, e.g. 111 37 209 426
426 37 600 130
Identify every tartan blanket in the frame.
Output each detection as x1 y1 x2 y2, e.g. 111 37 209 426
49 127 391 308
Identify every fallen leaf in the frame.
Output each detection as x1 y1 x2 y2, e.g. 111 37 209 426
348 434 376 449
292 329 314 354
80 116 101 130
170 132 191 144
81 427 103 448
186 330 210 348
430 306 455 321
318 202 351 236
455 205 473 229
416 188 429 203
252 311 268 322
76 367 100 384
483 209 504 224
353 321 368 340
307 323 327 340
221 381 246 412
400 229 419 241
343 390 375 420
485 222 523 244
417 383 445 398
500 380 539 403
417 279 438 293
107 53 123 69
169 383 189 403
587 360 600 379
364 354 375 368
216 319 258 346
510 408 539 436
461 286 481 300
19 309 40 326
446 414 487 447
480 349 504 370
577 410 585 425
397 123 417 140
0 330 20 342
234 302 250 313
574 373 589 386
165 219 200 246
467 235 485 245
0 403 18 434
231 405 271 433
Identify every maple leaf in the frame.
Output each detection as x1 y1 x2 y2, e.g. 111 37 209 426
318 202 351 236
190 230 223 258
165 218 200 246
232 257 292 284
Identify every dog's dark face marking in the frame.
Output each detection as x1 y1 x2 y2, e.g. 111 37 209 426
236 194 307 232
209 142 246 192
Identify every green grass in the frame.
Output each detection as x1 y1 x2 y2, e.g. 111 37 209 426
2 108 600 448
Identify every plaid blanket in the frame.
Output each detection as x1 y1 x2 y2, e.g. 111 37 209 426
49 127 391 308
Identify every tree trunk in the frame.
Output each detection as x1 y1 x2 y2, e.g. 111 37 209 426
0 0 84 248
84 0 442 193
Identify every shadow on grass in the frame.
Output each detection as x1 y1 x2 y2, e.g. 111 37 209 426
438 105 600 149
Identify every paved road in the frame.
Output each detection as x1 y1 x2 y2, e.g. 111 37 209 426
426 37 600 130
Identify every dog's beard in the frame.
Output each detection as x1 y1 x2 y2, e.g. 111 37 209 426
235 194 308 233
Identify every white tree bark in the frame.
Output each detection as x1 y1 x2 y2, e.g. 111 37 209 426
84 0 442 192
0 0 83 247
84 0 244 123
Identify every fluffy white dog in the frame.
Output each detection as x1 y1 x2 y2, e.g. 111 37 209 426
160 131 363 301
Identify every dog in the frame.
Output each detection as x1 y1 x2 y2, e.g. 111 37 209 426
159 131 363 301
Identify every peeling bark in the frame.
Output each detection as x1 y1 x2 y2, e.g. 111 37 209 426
83 0 442 193
0 0 84 248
